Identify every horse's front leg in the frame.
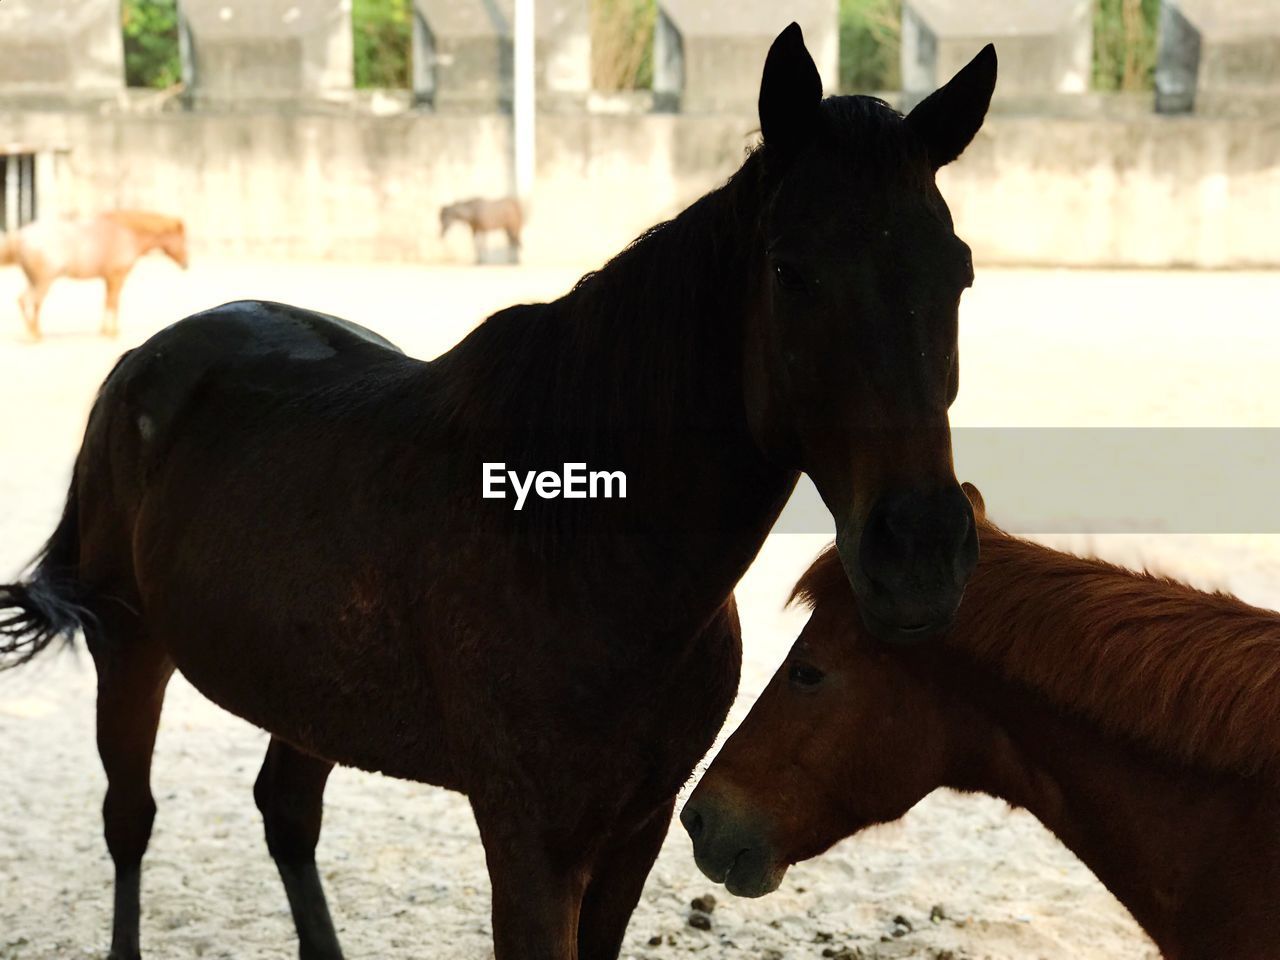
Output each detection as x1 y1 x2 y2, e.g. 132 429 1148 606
473 800 587 960
18 279 47 341
576 799 673 960
103 270 128 337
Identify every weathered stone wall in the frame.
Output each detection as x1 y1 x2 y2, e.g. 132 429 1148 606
902 0 1092 102
180 0 354 105
413 0 591 111
1157 0 1280 114
0 104 1277 268
655 0 838 112
0 0 124 99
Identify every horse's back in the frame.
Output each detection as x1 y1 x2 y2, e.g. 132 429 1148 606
455 198 521 232
83 300 409 493
13 216 124 278
75 302 450 777
116 298 403 385
163 298 403 359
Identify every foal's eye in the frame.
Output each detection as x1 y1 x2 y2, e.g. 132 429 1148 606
773 261 808 292
788 661 826 690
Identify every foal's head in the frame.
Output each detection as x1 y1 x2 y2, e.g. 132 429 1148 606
744 25 994 643
682 518 981 896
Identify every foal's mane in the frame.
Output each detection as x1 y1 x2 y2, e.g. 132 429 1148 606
794 523 1280 779
102 210 184 237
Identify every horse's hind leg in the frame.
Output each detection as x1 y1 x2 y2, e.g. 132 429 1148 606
90 620 174 960
254 737 344 960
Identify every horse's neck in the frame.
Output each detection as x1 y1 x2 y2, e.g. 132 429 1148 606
434 155 793 608
124 226 162 256
947 658 1265 956
945 531 1280 778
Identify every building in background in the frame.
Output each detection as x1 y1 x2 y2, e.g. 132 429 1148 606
0 0 1273 267
901 0 1092 106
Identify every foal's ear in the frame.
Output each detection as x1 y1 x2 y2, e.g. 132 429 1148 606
759 22 823 152
905 44 997 170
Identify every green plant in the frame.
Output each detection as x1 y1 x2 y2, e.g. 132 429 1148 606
122 0 181 89
590 0 657 92
1093 0 1160 91
840 0 901 93
353 0 411 89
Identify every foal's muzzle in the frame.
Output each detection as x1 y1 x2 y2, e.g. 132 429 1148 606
680 794 787 898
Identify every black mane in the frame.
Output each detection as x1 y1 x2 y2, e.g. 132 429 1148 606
437 95 922 459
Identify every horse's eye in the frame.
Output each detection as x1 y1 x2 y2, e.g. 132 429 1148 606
773 261 808 292
788 661 825 689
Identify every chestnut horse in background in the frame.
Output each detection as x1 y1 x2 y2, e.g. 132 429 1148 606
0 27 994 960
1 210 188 340
685 483 1280 960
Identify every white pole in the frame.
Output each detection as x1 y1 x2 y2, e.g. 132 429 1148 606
513 0 536 202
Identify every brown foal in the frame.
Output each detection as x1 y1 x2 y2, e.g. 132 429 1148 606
685 484 1280 960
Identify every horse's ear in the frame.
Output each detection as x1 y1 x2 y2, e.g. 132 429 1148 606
961 482 987 519
759 22 823 153
905 44 997 170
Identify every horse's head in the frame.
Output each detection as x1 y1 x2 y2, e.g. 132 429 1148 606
681 543 960 897
161 220 189 270
743 25 995 644
439 205 458 238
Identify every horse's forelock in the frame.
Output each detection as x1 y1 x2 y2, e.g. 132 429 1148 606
788 545 844 610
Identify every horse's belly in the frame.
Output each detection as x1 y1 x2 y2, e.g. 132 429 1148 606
161 610 460 788
133 488 460 789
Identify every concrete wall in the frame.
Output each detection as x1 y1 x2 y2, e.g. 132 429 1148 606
656 1 838 112
180 0 355 105
902 0 1092 102
1 104 1277 268
943 114 1280 268
0 0 124 99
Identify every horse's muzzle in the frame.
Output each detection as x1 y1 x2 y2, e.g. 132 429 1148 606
842 483 977 645
680 795 787 898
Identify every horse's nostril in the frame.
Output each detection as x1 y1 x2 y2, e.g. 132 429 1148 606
683 808 704 841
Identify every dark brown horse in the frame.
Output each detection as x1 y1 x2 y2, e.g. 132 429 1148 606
0 26 994 960
684 484 1280 960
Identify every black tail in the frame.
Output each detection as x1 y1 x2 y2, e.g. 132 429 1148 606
0 475 90 669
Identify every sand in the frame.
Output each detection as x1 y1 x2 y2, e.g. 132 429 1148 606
3 258 1278 959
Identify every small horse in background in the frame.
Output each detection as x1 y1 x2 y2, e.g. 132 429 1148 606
685 483 1280 960
439 196 523 263
1 210 188 340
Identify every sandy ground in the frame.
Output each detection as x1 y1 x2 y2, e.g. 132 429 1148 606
2 258 1279 959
